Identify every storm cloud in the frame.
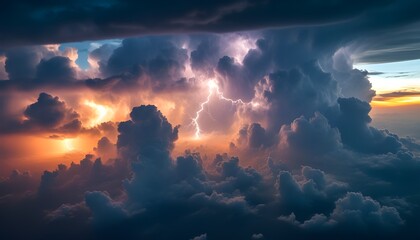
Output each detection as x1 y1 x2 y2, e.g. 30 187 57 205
1 1 420 240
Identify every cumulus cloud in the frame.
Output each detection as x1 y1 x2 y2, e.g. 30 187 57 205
1 103 419 239
36 56 76 82
23 92 81 131
263 61 338 132
283 192 404 234
275 166 347 220
0 170 36 197
94 136 117 160
38 155 128 206
3 45 78 84
117 105 180 162
0 91 122 138
0 154 130 239
279 112 342 157
237 123 275 150
334 97 402 154
81 105 415 239
1 1 420 238
327 48 376 102
99 37 189 91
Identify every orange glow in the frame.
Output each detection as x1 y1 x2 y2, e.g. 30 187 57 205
372 96 420 107
84 100 114 127
63 138 75 151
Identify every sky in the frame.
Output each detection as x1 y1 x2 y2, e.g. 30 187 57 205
1 1 420 239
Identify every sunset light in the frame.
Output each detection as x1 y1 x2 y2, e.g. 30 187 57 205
84 100 113 127
63 138 75 151
1 1 420 239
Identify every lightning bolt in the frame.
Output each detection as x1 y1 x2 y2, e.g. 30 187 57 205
191 79 247 139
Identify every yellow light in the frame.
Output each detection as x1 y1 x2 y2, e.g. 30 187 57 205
84 100 113 127
63 139 74 151
372 96 420 107
207 79 218 90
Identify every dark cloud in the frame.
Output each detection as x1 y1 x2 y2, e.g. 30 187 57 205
324 48 376 102
2 104 420 239
351 22 420 63
0 92 120 137
378 91 420 98
4 47 42 80
99 37 188 91
191 233 207 240
0 0 408 46
0 170 36 197
1 1 420 238
276 166 347 220
0 45 82 91
279 112 342 157
82 105 417 239
280 191 404 239
334 97 402 154
216 54 266 101
246 123 271 149
235 123 275 150
367 71 385 75
88 43 118 76
36 56 76 82
85 191 127 226
38 154 129 208
117 105 180 162
22 92 82 132
94 137 117 160
0 155 130 240
263 61 338 132
190 35 222 76
296 192 403 230
251 233 264 239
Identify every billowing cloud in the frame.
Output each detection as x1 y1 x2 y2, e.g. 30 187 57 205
36 56 76 82
1 104 419 239
334 97 402 154
283 192 404 233
117 105 180 162
279 112 342 157
24 92 80 130
1 2 420 239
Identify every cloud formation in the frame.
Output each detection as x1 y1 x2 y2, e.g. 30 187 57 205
1 0 415 46
1 2 420 239
1 102 420 239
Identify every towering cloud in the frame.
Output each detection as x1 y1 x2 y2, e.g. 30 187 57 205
117 105 180 162
0 1 420 239
24 93 80 130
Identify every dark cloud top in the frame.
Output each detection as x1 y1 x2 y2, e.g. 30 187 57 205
0 0 418 48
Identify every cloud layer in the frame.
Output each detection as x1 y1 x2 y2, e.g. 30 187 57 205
0 2 420 239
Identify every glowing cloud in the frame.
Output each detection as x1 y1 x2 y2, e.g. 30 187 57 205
84 100 114 127
191 79 248 139
230 35 257 63
63 138 74 151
